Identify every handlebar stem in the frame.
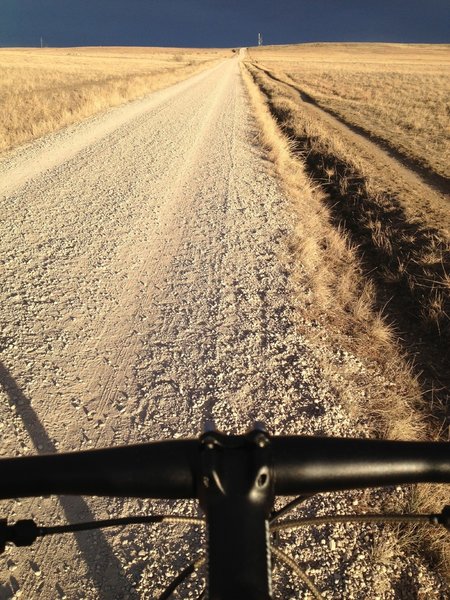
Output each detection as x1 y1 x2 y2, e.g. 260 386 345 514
198 428 274 600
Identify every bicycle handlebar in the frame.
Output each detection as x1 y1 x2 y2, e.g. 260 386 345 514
0 440 198 500
1 431 449 600
0 435 448 500
272 437 450 494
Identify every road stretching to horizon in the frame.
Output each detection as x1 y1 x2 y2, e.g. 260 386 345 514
0 55 445 598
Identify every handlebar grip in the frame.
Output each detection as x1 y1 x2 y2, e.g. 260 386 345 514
272 437 450 494
0 440 198 500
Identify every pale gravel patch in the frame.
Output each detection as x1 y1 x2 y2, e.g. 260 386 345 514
0 57 446 599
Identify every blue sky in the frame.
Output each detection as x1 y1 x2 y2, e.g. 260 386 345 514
1 0 449 47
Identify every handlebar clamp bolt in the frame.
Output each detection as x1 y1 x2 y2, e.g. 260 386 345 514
254 433 269 448
202 435 217 450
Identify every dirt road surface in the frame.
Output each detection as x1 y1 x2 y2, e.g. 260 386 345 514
0 57 446 598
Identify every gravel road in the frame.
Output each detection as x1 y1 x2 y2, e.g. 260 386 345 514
0 57 447 598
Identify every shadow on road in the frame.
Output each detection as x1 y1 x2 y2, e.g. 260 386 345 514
0 362 138 599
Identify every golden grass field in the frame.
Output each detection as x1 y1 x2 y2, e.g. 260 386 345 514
242 44 450 575
0 46 230 154
248 43 450 179
244 45 450 422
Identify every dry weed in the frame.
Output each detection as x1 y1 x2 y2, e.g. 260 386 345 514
246 61 450 432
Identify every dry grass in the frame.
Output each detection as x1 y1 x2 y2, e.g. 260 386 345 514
0 46 229 154
241 54 450 579
245 61 450 430
248 43 450 180
241 61 424 436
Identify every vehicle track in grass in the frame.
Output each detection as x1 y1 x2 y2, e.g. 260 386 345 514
250 63 450 197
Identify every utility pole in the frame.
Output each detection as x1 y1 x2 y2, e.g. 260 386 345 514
258 33 263 46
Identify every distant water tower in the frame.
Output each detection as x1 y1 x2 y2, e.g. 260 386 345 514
258 33 263 46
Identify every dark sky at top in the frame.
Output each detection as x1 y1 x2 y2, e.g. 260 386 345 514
1 0 449 48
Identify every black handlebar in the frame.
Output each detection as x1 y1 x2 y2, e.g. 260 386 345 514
0 440 198 500
1 431 449 600
0 435 448 500
272 437 450 494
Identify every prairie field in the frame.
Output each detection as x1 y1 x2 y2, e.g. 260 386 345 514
243 44 450 575
248 43 450 180
244 45 450 421
0 46 229 154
